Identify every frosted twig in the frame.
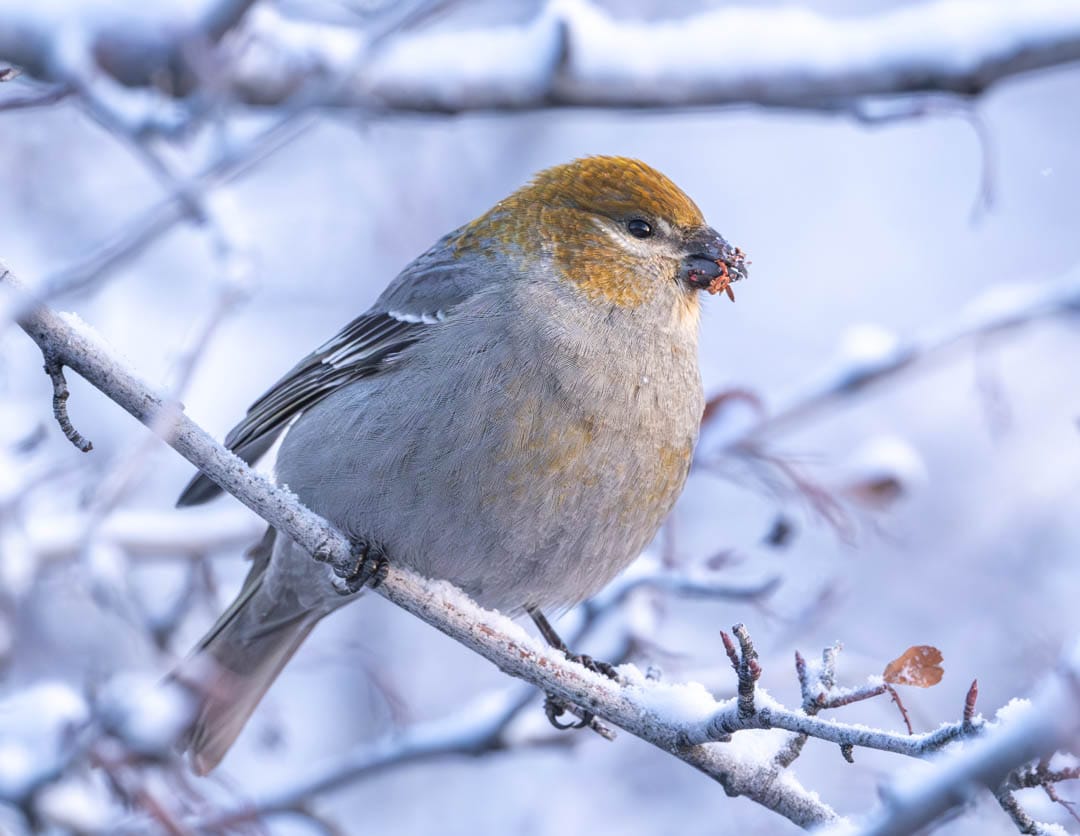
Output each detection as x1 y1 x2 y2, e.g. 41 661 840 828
995 789 1044 835
90 742 192 836
850 639 1080 836
189 563 758 827
1005 761 1080 828
846 94 996 220
84 275 248 527
720 624 761 721
42 353 92 452
778 646 894 767
1044 781 1080 828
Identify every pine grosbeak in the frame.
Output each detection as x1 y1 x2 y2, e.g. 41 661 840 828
176 156 748 773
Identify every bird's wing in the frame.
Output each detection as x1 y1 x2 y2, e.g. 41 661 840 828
177 230 485 506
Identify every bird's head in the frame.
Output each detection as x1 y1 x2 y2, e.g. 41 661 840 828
458 156 748 312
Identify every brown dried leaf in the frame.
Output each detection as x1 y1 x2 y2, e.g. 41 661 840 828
883 645 944 687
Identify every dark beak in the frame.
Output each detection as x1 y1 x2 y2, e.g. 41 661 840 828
679 227 749 298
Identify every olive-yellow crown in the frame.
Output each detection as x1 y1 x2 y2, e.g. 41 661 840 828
459 156 709 306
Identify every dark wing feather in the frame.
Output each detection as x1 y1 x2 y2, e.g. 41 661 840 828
176 311 427 506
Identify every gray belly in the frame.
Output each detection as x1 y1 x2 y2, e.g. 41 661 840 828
276 320 702 613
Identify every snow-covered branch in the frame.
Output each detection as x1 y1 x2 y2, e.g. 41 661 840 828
4 263 1078 832
0 0 255 96
0 263 839 830
851 640 1080 835
2 0 1080 118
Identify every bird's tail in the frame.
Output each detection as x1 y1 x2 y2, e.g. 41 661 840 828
176 530 319 775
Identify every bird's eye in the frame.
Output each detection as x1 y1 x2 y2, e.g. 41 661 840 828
627 218 653 239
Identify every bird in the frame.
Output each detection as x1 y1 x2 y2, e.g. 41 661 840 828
175 155 748 774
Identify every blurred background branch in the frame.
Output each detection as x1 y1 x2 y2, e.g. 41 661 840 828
2 0 1080 118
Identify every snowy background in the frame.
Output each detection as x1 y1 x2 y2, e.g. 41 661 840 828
1 0 1079 833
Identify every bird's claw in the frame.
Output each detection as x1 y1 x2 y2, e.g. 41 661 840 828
541 652 620 732
568 653 619 682
544 694 591 730
332 538 389 596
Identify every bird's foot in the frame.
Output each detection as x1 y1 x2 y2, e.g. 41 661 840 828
544 694 591 730
541 651 621 730
567 653 619 682
332 538 389 596
526 606 621 732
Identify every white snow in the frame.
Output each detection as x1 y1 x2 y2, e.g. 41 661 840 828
622 665 722 727
836 324 903 370
85 540 128 589
57 311 130 365
97 673 196 756
0 682 88 801
1030 824 1069 836
993 697 1033 725
843 435 928 493
364 5 564 110
723 726 792 764
35 778 113 831
558 0 1080 99
1048 750 1080 771
244 4 365 76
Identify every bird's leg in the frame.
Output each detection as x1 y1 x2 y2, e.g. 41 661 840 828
528 608 619 679
331 538 390 596
527 606 619 731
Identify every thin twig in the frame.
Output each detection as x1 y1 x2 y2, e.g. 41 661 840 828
963 679 979 729
996 788 1043 835
43 354 92 452
884 685 914 736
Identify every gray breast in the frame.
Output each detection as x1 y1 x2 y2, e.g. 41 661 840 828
276 285 703 613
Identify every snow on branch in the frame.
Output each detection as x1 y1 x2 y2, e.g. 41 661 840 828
2 0 1080 116
853 640 1080 835
4 263 1079 833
